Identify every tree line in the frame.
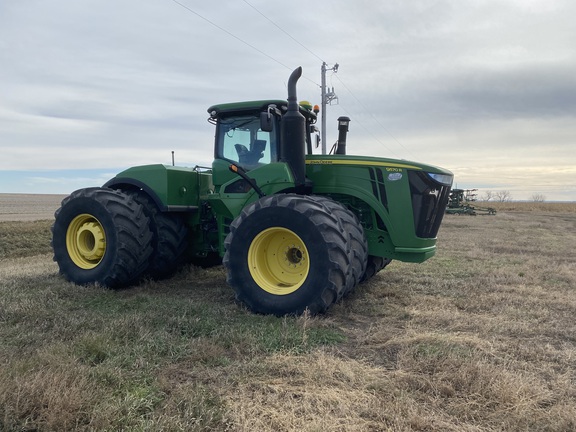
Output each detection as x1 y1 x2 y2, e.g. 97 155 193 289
480 191 546 202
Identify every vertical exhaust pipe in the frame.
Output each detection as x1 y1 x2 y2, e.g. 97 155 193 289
335 116 350 155
281 67 306 193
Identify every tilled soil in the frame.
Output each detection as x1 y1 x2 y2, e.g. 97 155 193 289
0 194 66 222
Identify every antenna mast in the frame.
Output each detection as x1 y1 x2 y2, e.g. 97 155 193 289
320 62 339 154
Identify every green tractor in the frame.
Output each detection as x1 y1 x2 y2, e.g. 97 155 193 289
52 67 453 315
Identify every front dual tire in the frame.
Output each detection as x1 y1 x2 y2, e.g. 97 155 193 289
224 194 353 316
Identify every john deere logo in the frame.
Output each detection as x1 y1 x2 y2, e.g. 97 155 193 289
388 172 402 181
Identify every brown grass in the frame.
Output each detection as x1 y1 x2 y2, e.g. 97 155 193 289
1 202 576 431
477 200 576 213
0 220 53 258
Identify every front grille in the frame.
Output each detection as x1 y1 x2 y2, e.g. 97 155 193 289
368 167 388 211
408 171 451 238
365 168 389 231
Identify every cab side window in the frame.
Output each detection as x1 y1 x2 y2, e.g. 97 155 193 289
217 116 277 169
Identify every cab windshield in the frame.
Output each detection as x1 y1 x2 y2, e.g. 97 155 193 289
216 115 278 170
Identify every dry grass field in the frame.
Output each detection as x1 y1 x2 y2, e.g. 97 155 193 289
1 197 575 431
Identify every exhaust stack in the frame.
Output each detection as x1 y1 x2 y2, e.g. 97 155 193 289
280 67 306 193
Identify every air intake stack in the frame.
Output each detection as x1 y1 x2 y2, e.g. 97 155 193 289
335 116 350 155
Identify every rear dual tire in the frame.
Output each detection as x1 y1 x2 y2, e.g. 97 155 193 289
123 189 188 279
51 187 153 288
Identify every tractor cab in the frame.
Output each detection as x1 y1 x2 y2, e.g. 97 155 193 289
208 98 318 192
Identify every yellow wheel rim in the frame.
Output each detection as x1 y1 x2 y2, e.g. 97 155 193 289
66 214 106 269
248 227 310 295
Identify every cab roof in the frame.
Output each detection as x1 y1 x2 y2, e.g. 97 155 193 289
207 99 317 120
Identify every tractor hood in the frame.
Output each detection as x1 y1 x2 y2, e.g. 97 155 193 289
305 154 453 181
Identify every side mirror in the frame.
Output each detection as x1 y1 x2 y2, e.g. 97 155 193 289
260 112 273 132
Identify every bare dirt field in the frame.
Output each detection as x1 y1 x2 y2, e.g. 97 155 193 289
0 193 66 222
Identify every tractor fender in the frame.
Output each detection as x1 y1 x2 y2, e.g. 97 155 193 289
103 164 203 213
103 177 167 211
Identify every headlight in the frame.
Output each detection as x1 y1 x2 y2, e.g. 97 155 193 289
427 172 453 186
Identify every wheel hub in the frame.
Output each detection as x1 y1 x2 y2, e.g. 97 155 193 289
286 246 303 265
248 227 310 295
76 222 106 261
66 214 106 269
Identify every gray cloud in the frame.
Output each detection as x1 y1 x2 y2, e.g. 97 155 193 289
1 0 575 200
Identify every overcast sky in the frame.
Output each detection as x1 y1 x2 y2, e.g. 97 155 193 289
1 0 575 200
